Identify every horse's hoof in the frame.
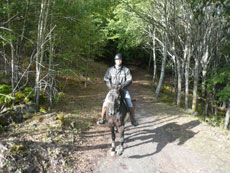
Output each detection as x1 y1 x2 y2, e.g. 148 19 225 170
111 147 116 156
117 146 124 156
114 126 118 133
111 151 116 156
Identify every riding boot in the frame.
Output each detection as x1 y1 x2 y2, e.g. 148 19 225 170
129 107 139 126
97 106 106 125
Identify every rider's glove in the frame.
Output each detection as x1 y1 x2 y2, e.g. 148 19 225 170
117 84 124 90
117 84 121 90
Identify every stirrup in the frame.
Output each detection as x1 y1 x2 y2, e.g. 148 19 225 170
97 118 105 125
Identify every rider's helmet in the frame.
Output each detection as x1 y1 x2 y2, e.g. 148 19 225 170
114 53 122 60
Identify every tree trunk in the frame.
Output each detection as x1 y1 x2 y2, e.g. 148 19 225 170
3 46 8 74
192 58 200 113
84 61 89 88
201 45 209 98
35 0 50 104
174 62 178 105
155 33 167 99
224 100 230 130
48 1 55 106
204 93 211 118
7 0 15 104
201 67 207 98
184 43 191 110
176 57 182 106
151 28 156 87
147 53 152 73
222 102 227 109
172 38 182 107
10 42 15 104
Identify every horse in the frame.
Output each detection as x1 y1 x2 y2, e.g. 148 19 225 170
105 88 128 156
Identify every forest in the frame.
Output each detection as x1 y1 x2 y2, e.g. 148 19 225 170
1 0 230 172
1 0 229 129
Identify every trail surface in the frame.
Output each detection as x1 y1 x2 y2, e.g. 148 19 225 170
87 68 230 173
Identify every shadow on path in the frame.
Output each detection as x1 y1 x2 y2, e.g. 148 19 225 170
127 120 200 159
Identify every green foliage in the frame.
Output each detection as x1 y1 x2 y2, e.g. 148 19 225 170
221 42 230 55
23 87 35 100
1 0 116 108
0 85 35 107
15 92 26 103
207 64 230 102
39 107 47 114
53 0 109 69
0 84 12 94
216 87 230 102
205 115 225 127
0 84 13 106
54 92 65 104
106 1 146 50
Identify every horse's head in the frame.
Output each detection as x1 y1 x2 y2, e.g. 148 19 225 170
107 89 122 116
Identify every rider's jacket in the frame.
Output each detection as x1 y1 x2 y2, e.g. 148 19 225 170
104 65 132 90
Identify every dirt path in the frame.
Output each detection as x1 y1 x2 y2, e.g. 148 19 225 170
83 68 230 173
3 65 229 172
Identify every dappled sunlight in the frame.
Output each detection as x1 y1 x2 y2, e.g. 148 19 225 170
74 93 106 98
133 80 151 85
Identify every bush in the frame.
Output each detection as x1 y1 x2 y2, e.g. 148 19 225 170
23 87 35 100
0 84 12 94
0 85 35 107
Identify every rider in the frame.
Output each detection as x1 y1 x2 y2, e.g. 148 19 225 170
97 53 139 126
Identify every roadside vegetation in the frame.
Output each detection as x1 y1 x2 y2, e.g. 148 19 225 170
1 0 230 171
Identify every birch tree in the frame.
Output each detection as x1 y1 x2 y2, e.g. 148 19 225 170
35 0 50 104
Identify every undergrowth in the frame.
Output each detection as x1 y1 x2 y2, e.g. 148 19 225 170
0 61 108 172
158 84 226 128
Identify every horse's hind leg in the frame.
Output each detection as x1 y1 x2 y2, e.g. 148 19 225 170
117 125 124 155
111 126 116 156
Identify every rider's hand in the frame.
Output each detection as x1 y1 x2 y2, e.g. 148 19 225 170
117 84 122 90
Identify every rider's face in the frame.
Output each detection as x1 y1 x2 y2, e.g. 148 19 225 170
115 59 122 66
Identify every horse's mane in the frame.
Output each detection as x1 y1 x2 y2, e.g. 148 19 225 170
107 89 119 102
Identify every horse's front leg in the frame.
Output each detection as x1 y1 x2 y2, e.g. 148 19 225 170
111 126 116 156
117 125 124 155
